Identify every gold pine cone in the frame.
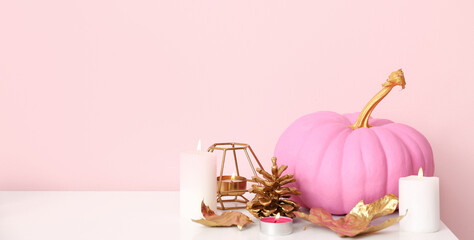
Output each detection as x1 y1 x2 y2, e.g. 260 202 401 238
246 157 300 218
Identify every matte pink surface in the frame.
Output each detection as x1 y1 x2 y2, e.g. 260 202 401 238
275 112 434 214
0 0 473 238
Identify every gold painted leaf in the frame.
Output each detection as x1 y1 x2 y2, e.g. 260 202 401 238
192 201 253 230
295 194 404 237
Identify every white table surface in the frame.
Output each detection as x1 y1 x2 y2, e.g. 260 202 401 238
0 191 458 240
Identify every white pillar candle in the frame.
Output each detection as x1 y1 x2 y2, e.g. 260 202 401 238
399 168 440 232
180 140 217 220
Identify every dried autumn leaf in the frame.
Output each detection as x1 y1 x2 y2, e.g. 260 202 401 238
295 194 404 237
192 201 253 230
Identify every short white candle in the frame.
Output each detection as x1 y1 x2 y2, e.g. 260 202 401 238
399 168 440 232
180 140 217 219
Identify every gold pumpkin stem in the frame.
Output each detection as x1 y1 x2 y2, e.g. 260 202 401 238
350 69 406 130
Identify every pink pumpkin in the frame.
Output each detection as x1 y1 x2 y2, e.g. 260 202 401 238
274 70 434 214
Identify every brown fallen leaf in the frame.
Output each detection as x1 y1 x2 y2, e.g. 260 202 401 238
295 194 405 237
192 201 253 230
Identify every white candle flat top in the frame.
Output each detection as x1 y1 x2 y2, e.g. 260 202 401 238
400 175 439 179
0 191 458 240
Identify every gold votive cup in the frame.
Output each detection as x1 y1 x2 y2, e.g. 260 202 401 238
217 176 247 196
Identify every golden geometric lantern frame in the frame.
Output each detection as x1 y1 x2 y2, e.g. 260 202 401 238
208 142 264 210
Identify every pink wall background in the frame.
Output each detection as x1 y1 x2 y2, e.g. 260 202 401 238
0 0 473 238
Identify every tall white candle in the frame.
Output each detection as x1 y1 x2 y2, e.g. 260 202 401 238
399 168 440 232
180 140 217 220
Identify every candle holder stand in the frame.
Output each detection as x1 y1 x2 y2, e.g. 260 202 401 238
208 142 264 210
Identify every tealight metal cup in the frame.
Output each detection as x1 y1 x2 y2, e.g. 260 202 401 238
217 175 247 196
260 216 293 235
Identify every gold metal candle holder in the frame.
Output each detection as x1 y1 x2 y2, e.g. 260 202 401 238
217 175 247 195
208 142 264 210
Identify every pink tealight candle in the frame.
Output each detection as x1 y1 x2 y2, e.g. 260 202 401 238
260 213 293 235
